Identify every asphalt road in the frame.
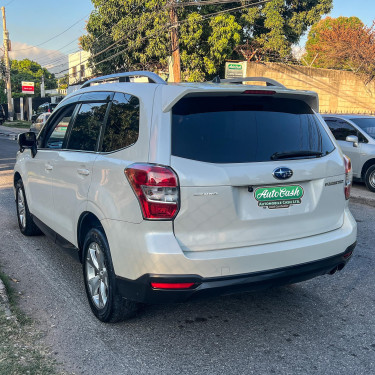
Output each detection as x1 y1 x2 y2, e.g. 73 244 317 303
0 137 374 375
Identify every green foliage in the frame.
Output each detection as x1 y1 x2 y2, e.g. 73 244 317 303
0 80 6 104
304 16 364 68
80 0 333 81
58 73 69 90
10 59 57 98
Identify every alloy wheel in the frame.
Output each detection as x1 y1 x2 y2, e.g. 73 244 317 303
370 170 375 188
86 242 109 309
17 188 26 229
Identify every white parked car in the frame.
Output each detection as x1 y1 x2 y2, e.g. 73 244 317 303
14 72 357 322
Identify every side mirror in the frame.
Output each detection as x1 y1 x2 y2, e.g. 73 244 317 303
18 132 37 157
346 135 359 148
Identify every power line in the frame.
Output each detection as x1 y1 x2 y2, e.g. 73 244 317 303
11 13 90 52
174 0 263 6
32 1 166 74
84 0 271 72
58 0 270 79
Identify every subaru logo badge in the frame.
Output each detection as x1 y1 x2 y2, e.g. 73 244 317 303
273 167 293 180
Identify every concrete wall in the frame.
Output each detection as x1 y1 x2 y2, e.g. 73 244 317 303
246 62 375 114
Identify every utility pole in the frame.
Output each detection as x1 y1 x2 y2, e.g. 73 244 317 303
2 6 13 121
169 0 181 83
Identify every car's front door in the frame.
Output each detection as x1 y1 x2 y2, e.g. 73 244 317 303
25 105 74 224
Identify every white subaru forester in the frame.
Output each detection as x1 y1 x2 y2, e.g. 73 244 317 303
14 72 357 322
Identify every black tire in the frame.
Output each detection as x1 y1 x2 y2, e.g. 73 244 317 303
82 228 139 323
15 180 42 236
364 165 375 192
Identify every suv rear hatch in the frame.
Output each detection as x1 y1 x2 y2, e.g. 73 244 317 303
171 94 345 252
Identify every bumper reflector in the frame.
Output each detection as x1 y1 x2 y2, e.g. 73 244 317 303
343 251 353 259
151 282 195 290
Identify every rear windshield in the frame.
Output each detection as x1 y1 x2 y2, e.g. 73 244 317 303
172 96 335 163
350 118 375 137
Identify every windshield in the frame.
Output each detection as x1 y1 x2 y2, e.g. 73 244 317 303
172 96 335 163
350 118 375 137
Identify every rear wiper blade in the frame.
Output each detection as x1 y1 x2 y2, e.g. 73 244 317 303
271 150 324 161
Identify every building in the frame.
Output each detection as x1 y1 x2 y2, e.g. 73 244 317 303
68 51 92 86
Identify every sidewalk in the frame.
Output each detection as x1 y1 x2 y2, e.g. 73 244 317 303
351 182 375 207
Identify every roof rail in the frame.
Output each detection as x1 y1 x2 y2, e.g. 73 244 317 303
214 77 286 89
80 71 167 89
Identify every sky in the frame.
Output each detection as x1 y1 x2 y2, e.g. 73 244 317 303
2 0 375 76
5 0 94 75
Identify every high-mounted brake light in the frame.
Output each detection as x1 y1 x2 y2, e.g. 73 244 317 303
151 282 195 289
125 163 179 220
242 90 276 95
344 155 352 200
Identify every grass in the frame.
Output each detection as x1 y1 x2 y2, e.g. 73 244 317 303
0 269 63 375
3 121 31 129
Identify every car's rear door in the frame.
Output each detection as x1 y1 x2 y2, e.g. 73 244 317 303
50 92 112 244
171 95 346 252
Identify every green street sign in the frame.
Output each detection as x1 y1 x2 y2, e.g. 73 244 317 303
254 185 304 209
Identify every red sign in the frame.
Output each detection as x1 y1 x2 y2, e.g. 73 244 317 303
22 81 34 94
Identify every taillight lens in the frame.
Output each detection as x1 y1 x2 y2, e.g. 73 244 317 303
125 163 179 220
344 155 352 200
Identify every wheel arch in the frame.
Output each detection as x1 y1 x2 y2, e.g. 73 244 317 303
77 212 104 262
14 171 22 187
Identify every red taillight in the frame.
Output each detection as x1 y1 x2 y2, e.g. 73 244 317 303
125 163 179 220
151 282 195 289
344 155 352 200
242 90 276 95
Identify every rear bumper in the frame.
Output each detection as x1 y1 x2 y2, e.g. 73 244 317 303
116 242 356 304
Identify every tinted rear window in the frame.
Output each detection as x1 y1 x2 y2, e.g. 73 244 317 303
172 96 335 163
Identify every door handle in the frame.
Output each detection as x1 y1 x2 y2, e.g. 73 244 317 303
45 163 53 171
77 168 90 176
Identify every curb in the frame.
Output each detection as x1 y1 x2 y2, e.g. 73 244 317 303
0 279 13 319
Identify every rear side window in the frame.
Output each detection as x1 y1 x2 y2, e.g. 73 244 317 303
172 96 335 163
66 102 108 151
101 93 140 152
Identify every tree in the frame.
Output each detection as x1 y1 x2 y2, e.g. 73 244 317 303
80 0 333 81
304 16 375 83
58 73 69 90
0 60 7 103
304 16 364 68
10 59 57 98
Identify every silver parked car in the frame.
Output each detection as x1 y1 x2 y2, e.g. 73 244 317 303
323 115 375 192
